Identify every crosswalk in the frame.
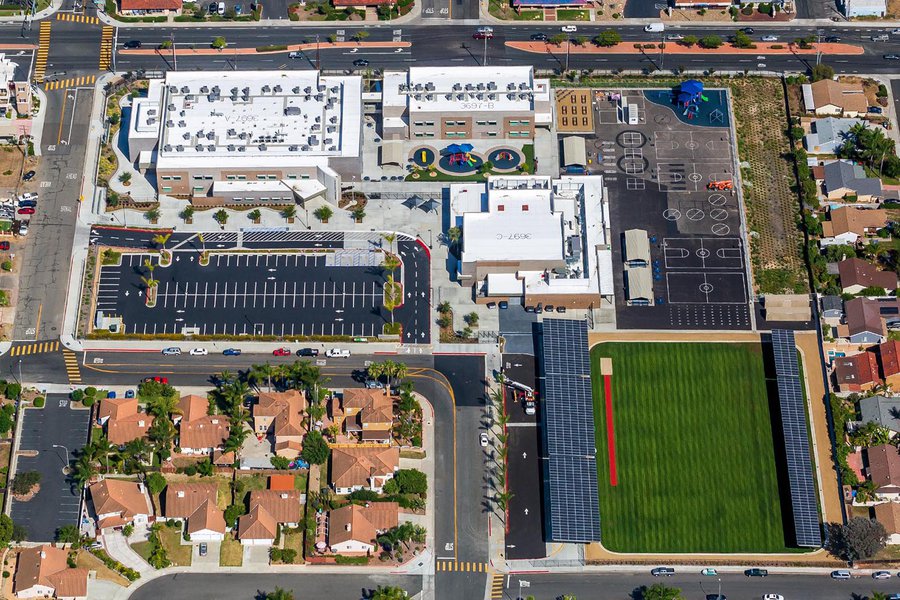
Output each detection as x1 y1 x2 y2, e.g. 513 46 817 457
44 75 96 91
8 341 59 357
56 12 99 24
490 573 504 599
99 26 114 71
63 349 82 384
435 560 487 572
33 22 51 84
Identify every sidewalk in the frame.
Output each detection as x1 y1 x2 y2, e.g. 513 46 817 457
0 0 58 22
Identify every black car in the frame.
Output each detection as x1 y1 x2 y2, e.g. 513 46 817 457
530 33 548 41
352 59 369 67
869 106 884 114
22 170 35 181
123 40 142 49
745 568 768 577
825 36 841 42
297 348 319 357
498 301 509 309
740 27 754 34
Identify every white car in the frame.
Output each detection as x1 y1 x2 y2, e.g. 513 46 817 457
761 35 778 41
891 28 900 34
666 34 684 41
19 192 37 201
325 348 351 358
872 571 892 579
217 2 225 13
189 348 208 356
560 25 577 33
480 432 489 447
17 223 28 236
762 595 784 600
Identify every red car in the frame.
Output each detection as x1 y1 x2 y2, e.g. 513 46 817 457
17 207 34 215
0 242 9 250
143 376 169 385
272 348 291 356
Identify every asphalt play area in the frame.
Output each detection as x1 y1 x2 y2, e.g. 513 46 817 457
585 88 753 330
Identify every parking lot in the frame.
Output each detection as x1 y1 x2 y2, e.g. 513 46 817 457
11 394 90 542
582 88 753 330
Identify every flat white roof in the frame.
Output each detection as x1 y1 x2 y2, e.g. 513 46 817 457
0 55 17 86
383 66 549 114
150 71 361 169
462 210 563 263
212 180 292 193
487 273 524 296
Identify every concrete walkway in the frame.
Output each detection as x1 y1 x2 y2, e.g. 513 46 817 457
103 530 153 576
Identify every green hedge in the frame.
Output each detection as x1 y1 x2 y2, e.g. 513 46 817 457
256 45 288 52
334 555 369 565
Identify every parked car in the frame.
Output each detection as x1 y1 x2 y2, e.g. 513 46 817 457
830 570 851 579
498 301 509 309
479 432 489 447
0 242 10 251
162 347 181 356
217 2 225 14
296 348 319 357
825 36 841 42
107 391 116 398
740 27 755 34
123 40 142 49
208 2 217 13
18 200 36 208
762 595 784 600
873 571 892 579
487 302 497 309
199 543 207 556
17 223 27 236
143 376 169 385
761 35 778 41
530 33 548 41
22 170 35 181
884 54 900 60
525 306 535 313
473 30 493 39
189 348 208 356
701 568 717 576
892 28 900 34
234 4 242 13
556 306 567 313
666 34 684 41
352 59 369 67
17 207 34 215
222 348 242 356
746 568 768 577
326 348 351 358
288 51 301 59
561 25 577 33
364 380 384 389
19 192 37 201
272 348 291 356
651 567 675 576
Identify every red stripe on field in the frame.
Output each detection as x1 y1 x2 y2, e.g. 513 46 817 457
604 374 618 487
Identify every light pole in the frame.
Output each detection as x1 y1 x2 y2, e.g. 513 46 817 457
171 32 177 71
517 579 530 600
483 33 488 66
52 444 71 467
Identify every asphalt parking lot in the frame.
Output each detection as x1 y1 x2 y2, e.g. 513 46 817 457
11 394 90 542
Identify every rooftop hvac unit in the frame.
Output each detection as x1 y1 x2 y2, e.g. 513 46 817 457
329 115 337 124
207 93 219 102
231 87 239 94
302 145 309 151
206 132 215 140
476 93 483 100
425 82 435 91
477 82 485 91
507 83 516 90
242 87 250 94
165 120 173 127
289 145 298 151
148 108 157 115
200 85 209 93
292 87 300 94
227 144 235 151
182 132 190 140
230 95 238 101
507 93 515 100
274 85 282 93
284 106 302 116
318 84 326 92
262 85 271 93
242 95 250 102
238 146 246 152
207 144 215 151
175 145 184 151
519 82 528 90
238 132 247 140
212 85 220 93
487 82 497 90
315 94 324 101
456 94 465 101
308 136 318 145
330 86 339 93
465 83 473 91
227 129 236 136
445 93 452 100
488 93 496 100
168 85 177 93
328 146 336 151
163 144 172 152
178 120 186 127
195 144 204 152
426 94 435 101
452 83 461 91
304 86 312 93
414 83 423 91
167 104 176 111
311 123 320 131
327 125 335 133
180 86 189 93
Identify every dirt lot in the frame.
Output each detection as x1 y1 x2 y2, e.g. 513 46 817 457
0 146 36 192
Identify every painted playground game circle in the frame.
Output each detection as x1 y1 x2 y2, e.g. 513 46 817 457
617 131 647 148
411 147 436 168
488 148 522 170
708 194 727 206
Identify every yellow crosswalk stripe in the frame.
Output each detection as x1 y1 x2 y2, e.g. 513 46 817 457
490 573 503 599
55 13 99 24
9 340 60 357
99 26 114 71
63 349 82 384
435 560 487 573
33 22 51 84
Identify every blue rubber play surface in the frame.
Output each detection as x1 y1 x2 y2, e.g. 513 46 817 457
489 148 522 170
411 147 435 168
644 88 731 128
439 153 483 173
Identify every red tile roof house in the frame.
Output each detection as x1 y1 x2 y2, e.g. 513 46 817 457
118 0 182 15
164 482 226 542
327 502 399 555
13 545 89 600
97 397 154 446
329 388 394 443
838 258 898 295
880 340 900 390
253 390 307 458
833 351 882 393
875 501 900 545
237 489 302 546
332 0 392 6
88 479 153 529
173 394 230 455
867 444 900 500
330 446 400 495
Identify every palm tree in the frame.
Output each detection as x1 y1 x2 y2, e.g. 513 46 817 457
123 438 151 469
152 233 171 260
146 393 181 419
71 455 97 489
371 585 410 600
281 205 297 222
495 490 513 512
446 226 461 254
250 363 275 392
392 362 408 388
367 362 385 384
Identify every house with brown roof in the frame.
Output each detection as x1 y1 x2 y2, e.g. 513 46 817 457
14 545 89 600
875 502 900 545
838 258 898 295
253 390 307 458
237 489 302 546
97 397 154 446
804 79 868 117
833 351 881 393
327 502 399 555
841 297 887 344
88 479 152 529
330 388 394 443
820 206 887 247
868 444 900 500
879 341 900 389
330 446 400 495
164 482 226 542
118 0 182 15
174 394 230 455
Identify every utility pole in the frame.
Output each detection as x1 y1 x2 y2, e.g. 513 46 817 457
111 26 118 72
565 35 570 73
171 32 177 71
659 30 665 71
315 34 320 71
483 34 488 66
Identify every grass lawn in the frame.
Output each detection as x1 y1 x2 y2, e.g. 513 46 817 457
591 342 792 553
133 527 193 567
556 8 589 19
75 550 130 586
219 533 243 567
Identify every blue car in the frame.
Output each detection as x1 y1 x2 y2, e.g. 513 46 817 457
125 389 135 398
107 391 116 399
223 348 242 356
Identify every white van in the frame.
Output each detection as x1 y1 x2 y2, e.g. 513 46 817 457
325 348 351 358
830 570 851 579
644 23 665 33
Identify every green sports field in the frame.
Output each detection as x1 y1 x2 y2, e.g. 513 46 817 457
591 342 791 553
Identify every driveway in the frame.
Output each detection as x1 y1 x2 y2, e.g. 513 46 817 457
10 394 90 541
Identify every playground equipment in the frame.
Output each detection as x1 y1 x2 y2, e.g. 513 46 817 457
450 152 477 166
707 179 734 190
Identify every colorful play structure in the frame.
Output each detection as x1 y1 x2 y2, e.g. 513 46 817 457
447 143 477 166
707 179 734 190
676 79 710 120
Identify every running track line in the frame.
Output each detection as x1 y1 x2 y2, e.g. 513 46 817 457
604 374 618 487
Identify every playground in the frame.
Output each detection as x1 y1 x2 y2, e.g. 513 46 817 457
439 143 484 173
645 80 731 128
406 143 529 180
590 341 792 553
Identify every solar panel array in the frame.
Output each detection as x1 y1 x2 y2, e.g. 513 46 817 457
541 319 602 543
771 329 822 548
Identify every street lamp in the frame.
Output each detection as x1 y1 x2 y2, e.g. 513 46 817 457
517 579 530 600
52 444 71 466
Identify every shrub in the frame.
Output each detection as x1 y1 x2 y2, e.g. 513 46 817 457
0 404 14 435
12 471 40 495
32 397 44 408
84 386 97 398
281 548 297 563
82 395 95 407
5 383 20 399
211 36 227 49
270 455 290 470
699 35 723 49
71 389 84 403
147 472 167 495
224 504 245 528
0 261 10 272
348 489 380 502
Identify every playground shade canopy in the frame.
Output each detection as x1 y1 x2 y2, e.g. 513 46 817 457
624 229 651 267
562 136 587 167
677 79 706 106
625 267 653 304
380 141 404 166
445 143 475 154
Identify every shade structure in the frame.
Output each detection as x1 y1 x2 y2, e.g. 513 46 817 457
459 143 474 153
379 140 404 166
680 79 704 95
562 136 587 167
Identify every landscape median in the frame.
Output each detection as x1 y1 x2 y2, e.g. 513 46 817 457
506 41 864 56
122 41 411 57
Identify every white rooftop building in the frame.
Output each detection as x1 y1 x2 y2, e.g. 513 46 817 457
842 0 885 17
127 70 362 206
449 175 612 309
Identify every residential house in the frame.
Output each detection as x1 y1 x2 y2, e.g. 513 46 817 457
842 0 886 17
268 474 295 492
868 444 900 500
97 397 154 446
327 502 399 555
174 394 230 455
88 479 152 529
834 351 881 393
253 390 307 458
820 206 886 247
837 258 898 294
330 388 394 443
875 501 900 544
163 482 226 542
880 340 900 390
803 79 868 117
330 446 400 495
823 160 883 202
803 117 866 154
212 450 236 466
821 295 844 319
237 489 302 546
118 0 182 15
859 395 900 435
842 297 888 344
13 545 89 600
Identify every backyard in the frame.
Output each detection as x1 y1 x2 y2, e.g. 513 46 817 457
590 342 792 553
